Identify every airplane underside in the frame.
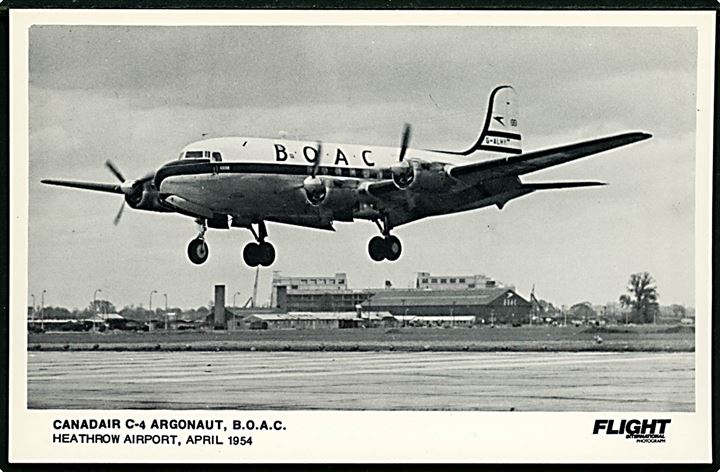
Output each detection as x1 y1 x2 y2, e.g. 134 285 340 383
158 170 531 267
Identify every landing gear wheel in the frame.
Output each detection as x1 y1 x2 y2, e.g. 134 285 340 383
258 242 276 267
243 242 261 267
385 235 402 261
187 238 209 265
368 236 386 262
243 241 276 267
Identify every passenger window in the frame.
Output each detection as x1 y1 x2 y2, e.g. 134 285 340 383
211 152 222 162
335 167 342 176
184 151 204 158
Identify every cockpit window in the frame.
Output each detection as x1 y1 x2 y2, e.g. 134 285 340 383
184 151 204 158
211 152 222 162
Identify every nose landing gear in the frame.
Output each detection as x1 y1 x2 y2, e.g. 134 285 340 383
243 221 276 267
187 219 209 265
368 218 402 262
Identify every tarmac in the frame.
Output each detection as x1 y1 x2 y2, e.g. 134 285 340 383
27 350 694 411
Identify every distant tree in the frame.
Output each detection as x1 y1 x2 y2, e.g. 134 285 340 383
196 306 210 315
38 306 72 319
671 304 687 318
89 299 116 315
619 272 659 323
569 302 597 321
602 302 622 323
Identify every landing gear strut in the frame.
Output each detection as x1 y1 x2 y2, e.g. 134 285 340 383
243 221 276 267
368 218 402 262
187 219 209 265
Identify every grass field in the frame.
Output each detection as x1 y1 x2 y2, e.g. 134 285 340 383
27 324 695 352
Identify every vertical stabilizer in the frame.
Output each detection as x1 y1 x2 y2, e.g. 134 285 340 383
444 85 522 156
476 85 521 154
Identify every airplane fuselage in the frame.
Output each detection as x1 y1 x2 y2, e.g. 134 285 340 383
155 136 515 230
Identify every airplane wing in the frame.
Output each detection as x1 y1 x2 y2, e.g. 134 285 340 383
265 215 336 231
447 132 652 182
41 179 123 194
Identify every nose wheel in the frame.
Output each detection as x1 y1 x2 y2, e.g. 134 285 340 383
368 218 402 262
188 238 209 265
243 220 276 267
187 218 209 265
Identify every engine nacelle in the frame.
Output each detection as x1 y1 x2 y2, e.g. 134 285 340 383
303 176 328 206
392 160 450 192
391 161 415 189
125 182 168 212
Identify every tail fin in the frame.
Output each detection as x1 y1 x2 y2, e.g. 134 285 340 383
453 85 522 156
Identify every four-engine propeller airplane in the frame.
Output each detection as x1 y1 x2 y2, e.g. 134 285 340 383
42 85 651 267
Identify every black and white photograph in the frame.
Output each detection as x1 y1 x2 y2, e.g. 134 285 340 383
9 9 713 463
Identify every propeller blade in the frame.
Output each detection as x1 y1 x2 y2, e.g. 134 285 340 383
113 200 126 226
311 142 322 178
398 123 411 162
105 160 126 183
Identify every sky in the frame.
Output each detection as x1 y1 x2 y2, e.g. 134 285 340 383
25 23 699 310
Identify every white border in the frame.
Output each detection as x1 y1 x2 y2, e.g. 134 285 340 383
9 9 714 463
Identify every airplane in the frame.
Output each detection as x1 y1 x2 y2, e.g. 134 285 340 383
42 85 652 267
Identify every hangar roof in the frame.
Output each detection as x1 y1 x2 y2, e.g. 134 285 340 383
362 288 528 308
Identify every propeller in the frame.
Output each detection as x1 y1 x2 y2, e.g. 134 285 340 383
105 160 126 183
398 123 411 163
105 159 145 225
302 142 327 205
391 123 415 188
311 141 322 177
113 199 126 226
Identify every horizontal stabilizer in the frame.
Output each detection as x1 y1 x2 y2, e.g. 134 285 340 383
522 181 606 190
449 131 652 181
41 179 122 194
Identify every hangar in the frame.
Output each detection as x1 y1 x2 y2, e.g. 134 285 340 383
362 288 532 325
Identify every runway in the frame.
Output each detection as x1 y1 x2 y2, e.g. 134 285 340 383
27 351 694 411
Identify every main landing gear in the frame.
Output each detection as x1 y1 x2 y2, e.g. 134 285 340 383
368 218 402 262
242 221 276 267
186 218 276 267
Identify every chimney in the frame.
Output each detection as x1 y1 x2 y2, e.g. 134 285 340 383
214 285 226 329
276 285 288 312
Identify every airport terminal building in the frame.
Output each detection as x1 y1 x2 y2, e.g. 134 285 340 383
269 271 532 326
271 271 375 312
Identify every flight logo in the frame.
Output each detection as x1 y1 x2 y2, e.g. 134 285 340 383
593 419 671 444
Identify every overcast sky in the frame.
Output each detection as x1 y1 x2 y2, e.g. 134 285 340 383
26 24 698 310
